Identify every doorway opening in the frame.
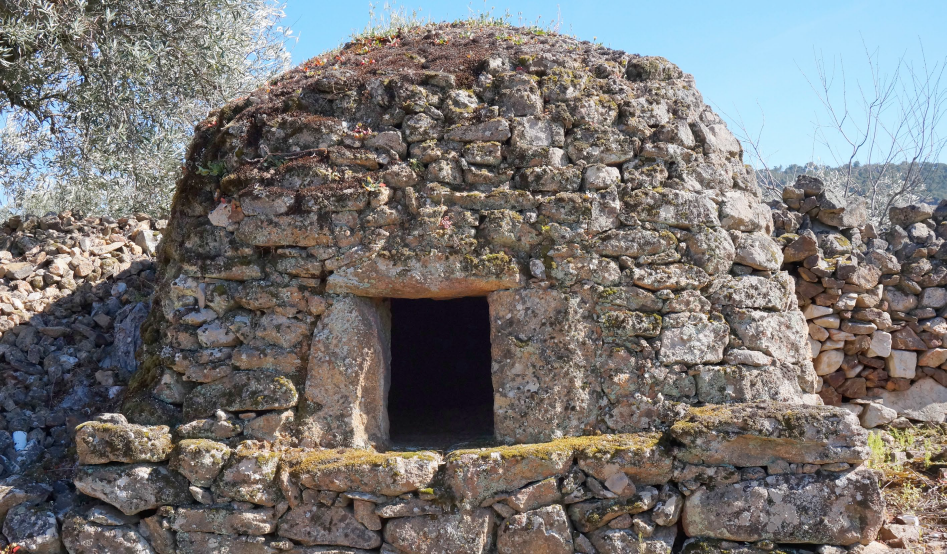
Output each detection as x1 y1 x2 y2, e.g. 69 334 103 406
387 297 494 449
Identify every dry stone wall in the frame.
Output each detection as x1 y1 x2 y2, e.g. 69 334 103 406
0 23 899 554
126 23 819 451
772 179 947 427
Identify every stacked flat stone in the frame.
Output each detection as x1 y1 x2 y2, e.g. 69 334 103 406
0 212 160 552
0 211 159 477
772 176 947 427
68 404 881 554
61 23 882 554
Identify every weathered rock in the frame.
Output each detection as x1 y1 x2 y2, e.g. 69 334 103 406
169 439 232 487
489 288 599 443
671 403 869 466
75 420 173 465
383 510 495 554
62 514 154 554
184 371 298 419
725 309 810 364
301 295 390 449
817 197 868 229
889 204 934 227
695 363 806 404
682 467 883 545
658 317 728 365
497 505 573 554
814 349 844 376
733 233 783 271
445 441 573 507
876 377 947 422
588 524 676 554
651 484 684 527
281 449 441 498
74 464 192 515
326 251 523 299
886 350 917 380
504 478 561 512
574 433 674 486
867 331 892 358
0 482 50 524
2 504 63 554
168 506 276 535
622 189 720 229
176 532 282 554
860 402 898 428
277 504 381 549
211 442 282 506
567 487 659 532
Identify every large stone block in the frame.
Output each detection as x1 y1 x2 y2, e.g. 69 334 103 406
211 442 282 506
682 467 884 545
169 439 232 487
621 188 720 229
574 433 674 486
301 295 390 449
277 504 381 550
236 214 332 247
280 449 441 499
658 317 728 365
183 370 298 419
74 464 192 515
725 308 810 364
326 250 523 299
75 419 173 465
588 524 677 554
383 510 495 554
876 377 947 422
710 273 794 311
489 288 600 443
62 514 154 554
695 364 805 404
445 441 573 507
671 403 869 466
497 505 573 554
168 506 277 535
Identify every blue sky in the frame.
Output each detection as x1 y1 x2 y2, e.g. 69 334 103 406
282 0 946 168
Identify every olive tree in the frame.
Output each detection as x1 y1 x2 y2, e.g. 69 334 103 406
0 0 292 216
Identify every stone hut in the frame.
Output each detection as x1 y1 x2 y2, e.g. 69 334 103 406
67 24 884 554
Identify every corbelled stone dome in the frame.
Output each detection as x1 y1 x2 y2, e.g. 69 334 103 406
69 24 884 554
132 22 818 448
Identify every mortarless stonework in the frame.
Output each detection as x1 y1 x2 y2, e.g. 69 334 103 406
63 23 884 553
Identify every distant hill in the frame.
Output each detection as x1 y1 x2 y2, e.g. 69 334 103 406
758 162 947 203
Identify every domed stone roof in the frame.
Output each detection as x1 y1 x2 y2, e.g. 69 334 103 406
68 24 884 554
128 22 818 447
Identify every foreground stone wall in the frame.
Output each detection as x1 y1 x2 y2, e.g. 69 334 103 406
66 403 881 554
772 180 947 427
45 22 886 554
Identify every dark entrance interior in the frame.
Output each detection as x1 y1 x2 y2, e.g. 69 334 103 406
388 297 494 449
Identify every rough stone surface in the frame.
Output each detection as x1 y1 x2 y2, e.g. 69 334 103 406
62 513 155 554
496 505 573 554
671 403 870 466
681 467 884 545
75 420 173 465
383 510 495 554
277 504 381 550
588 524 676 554
74 464 192 515
281 449 441 498
877 377 947 422
3 504 63 554
301 295 390 449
